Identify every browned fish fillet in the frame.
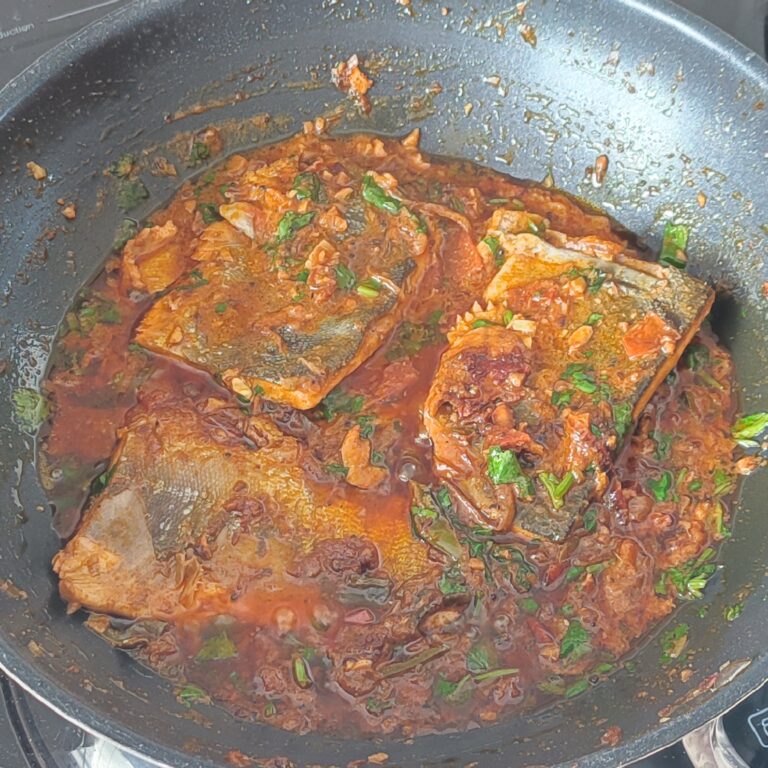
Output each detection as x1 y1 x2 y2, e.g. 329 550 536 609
425 222 713 541
52 393 432 620
134 135 444 410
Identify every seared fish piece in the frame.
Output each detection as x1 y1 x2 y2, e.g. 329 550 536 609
53 393 432 620
135 137 440 410
424 228 713 541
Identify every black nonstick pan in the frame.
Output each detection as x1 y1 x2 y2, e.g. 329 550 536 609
0 0 766 766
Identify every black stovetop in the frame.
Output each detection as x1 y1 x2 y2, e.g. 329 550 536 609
0 1 766 766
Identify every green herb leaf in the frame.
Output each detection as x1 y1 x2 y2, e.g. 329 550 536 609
732 412 768 441
362 174 403 214
560 619 591 661
177 684 210 706
357 277 382 298
90 465 116 495
188 141 210 167
295 268 309 283
519 597 539 614
660 222 689 269
564 678 589 698
107 153 136 178
472 319 494 328
583 507 598 532
684 343 709 371
724 603 743 622
215 302 228 314
486 446 535 498
116 178 149 212
539 470 577 510
562 363 598 394
552 389 574 408
612 401 633 438
12 388 49 431
466 645 491 674
112 218 138 251
292 172 321 201
585 313 603 326
481 235 502 265
291 654 313 688
198 202 221 225
325 463 349 477
653 431 673 461
656 546 716 600
647 470 673 502
438 568 469 596
713 467 734 496
196 630 237 661
334 263 357 291
276 210 316 243
317 388 364 421
660 623 689 664
435 673 472 703
386 318 444 361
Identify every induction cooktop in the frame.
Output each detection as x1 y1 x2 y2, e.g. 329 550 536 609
0 1 766 767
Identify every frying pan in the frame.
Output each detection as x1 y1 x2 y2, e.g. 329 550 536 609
0 0 766 766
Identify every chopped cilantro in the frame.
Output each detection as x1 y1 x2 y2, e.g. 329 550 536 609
112 218 138 251
481 235 503 265
583 507 598 532
552 389 574 408
334 263 357 291
519 597 539 614
12 388 49 432
325 463 349 477
466 645 491 674
107 153 135 178
660 623 689 664
362 174 403 214
562 363 598 394
611 401 633 439
276 210 316 243
214 302 228 314
116 178 149 211
655 547 716 600
188 141 210 167
560 620 591 661
660 222 689 269
564 678 589 698
486 446 535 498
198 202 221 225
292 171 321 201
177 684 209 706
684 343 709 371
647 470 673 502
317 388 364 420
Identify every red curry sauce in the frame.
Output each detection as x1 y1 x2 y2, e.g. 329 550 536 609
39 128 739 737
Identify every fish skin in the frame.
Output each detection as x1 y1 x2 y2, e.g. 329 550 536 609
425 228 714 542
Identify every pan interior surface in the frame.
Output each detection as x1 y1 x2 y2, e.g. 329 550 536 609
0 1 766 766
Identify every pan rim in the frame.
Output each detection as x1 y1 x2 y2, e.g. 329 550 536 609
0 0 766 766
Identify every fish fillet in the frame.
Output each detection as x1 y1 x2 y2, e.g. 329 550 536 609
424 226 713 541
135 142 442 410
53 394 432 620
